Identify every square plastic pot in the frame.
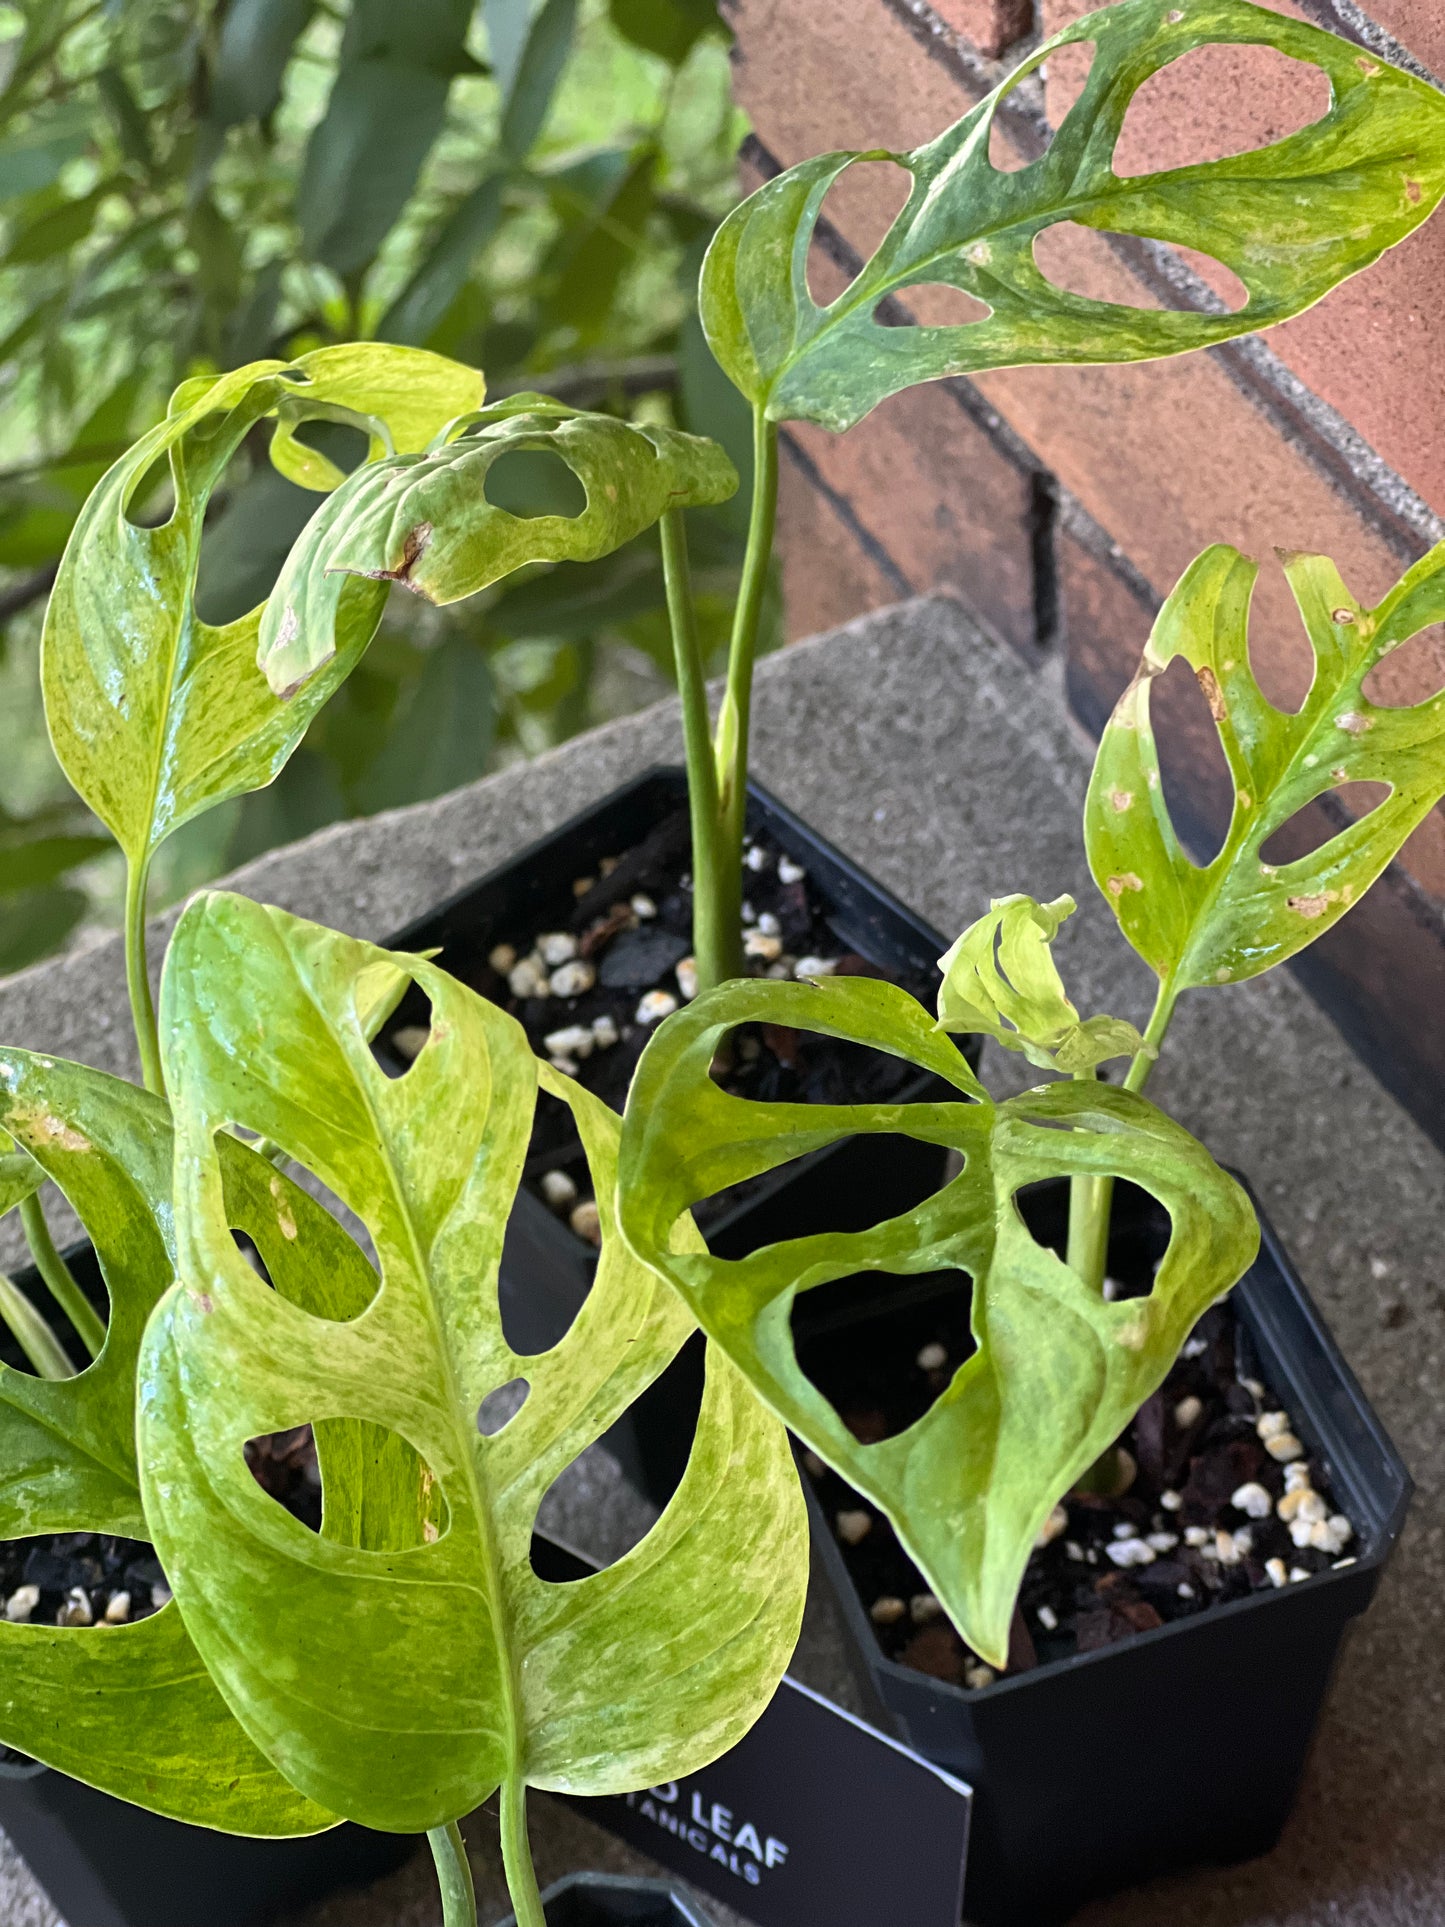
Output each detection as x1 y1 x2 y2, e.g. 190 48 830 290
494 1871 713 1926
798 1176 1412 1925
379 766 961 1505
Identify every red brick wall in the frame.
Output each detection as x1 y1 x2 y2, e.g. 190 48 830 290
731 0 1445 1143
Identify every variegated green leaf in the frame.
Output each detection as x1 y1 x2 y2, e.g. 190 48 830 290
619 975 1257 1668
700 0 1445 429
138 894 806 1831
1085 539 1445 991
936 893 1142 1072
0 1050 337 1833
42 345 483 871
256 397 738 696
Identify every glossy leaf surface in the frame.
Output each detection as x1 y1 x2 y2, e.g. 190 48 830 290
257 399 737 696
139 894 806 1830
700 0 1445 429
41 346 482 870
1086 540 1445 989
937 893 1142 1071
619 975 1257 1667
0 1051 335 1833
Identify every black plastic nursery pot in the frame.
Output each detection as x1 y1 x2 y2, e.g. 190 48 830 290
495 1871 713 1927
378 765 961 1502
798 1177 1412 1927
0 1242 415 1927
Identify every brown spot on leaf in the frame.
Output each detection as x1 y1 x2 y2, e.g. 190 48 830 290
197 1293 214 1314
1107 873 1144 898
1331 606 1357 625
1405 177 1423 204
360 522 434 587
1287 891 1336 919
1336 710 1371 735
1109 789 1134 813
17 1112 91 1154
423 1520 440 1543
1195 665 1227 722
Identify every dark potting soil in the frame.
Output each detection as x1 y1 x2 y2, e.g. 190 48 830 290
381 807 945 1238
802 1277 1359 1690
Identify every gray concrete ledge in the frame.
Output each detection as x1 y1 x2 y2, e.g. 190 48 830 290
1 596 1441 1926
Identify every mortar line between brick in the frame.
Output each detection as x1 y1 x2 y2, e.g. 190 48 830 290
1291 0 1444 88
777 428 917 602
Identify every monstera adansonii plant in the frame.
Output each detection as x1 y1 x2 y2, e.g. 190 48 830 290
0 896 806 1927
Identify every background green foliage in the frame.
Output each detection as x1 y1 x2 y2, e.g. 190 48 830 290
0 0 753 973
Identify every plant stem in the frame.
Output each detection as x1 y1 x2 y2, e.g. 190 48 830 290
0 1268 75 1380
427 1820 478 1927
659 508 730 993
1065 979 1182 1293
18 1193 104 1360
696 405 778 989
499 1774 547 1927
124 855 164 1096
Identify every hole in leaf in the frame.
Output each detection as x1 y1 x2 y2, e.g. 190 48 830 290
1364 624 1445 708
478 1376 530 1436
792 1266 976 1443
683 1109 955 1233
0 1532 171 1627
373 982 434 1080
1012 1177 1171 1292
1249 581 1316 714
1033 225 1247 313
1169 246 1248 314
1033 223 1165 308
529 1376 674 1574
1258 781 1390 867
807 159 912 306
873 283 991 328
0 1210 109 1377
483 448 586 520
1038 39 1098 128
1113 44 1331 179
246 1420 448 1549
991 46 1095 171
246 1424 324 1533
223 1138 380 1323
284 418 370 478
1149 655 1235 866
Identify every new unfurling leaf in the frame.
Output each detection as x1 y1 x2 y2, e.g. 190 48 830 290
138 895 805 1830
700 0 1445 430
1086 540 1445 991
257 398 739 696
618 975 1257 1669
936 893 1142 1072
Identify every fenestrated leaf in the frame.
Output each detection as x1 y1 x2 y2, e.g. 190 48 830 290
41 345 482 873
257 399 737 696
699 0 1445 430
0 1050 338 1833
618 974 1257 1667
936 893 1142 1073
138 893 806 1830
1085 539 1445 991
